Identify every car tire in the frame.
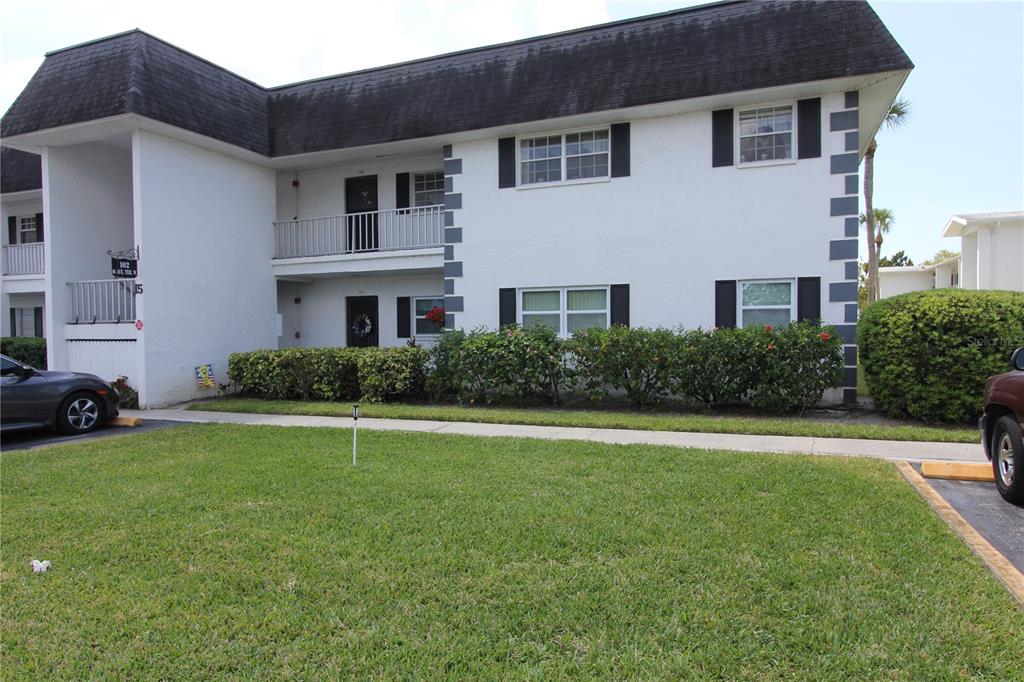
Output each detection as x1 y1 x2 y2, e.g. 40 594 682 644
57 392 104 435
992 415 1024 506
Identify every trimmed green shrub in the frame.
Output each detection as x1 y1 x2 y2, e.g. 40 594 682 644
671 328 756 406
425 329 465 402
355 346 428 403
457 326 568 404
745 322 845 412
1 337 46 368
859 289 1024 422
569 326 677 408
228 348 360 401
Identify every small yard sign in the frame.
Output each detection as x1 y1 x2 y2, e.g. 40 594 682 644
194 364 215 389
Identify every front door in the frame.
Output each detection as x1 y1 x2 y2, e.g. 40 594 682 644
345 175 378 252
346 296 379 347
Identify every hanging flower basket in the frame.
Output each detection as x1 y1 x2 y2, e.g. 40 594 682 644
351 313 373 338
425 305 445 326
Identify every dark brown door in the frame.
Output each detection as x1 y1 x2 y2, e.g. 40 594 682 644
345 175 378 252
346 296 379 347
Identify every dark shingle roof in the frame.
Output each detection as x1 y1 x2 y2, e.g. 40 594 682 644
1 147 42 193
2 1 911 158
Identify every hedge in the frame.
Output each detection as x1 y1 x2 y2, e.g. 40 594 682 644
859 289 1024 423
1 337 46 368
227 322 844 411
228 346 425 403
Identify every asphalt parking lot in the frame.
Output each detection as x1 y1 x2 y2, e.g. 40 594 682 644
926 475 1024 573
1 419 180 452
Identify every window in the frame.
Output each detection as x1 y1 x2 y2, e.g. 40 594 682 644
413 171 445 207
17 216 38 244
520 129 609 186
739 280 794 328
521 287 608 335
9 306 42 337
738 106 793 164
414 296 444 335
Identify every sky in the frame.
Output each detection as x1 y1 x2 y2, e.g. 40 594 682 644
1 0 1022 263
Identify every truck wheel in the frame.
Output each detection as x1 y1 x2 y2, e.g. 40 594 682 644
992 416 1024 505
57 392 103 434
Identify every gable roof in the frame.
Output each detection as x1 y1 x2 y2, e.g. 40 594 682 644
1 147 42 194
2 0 912 158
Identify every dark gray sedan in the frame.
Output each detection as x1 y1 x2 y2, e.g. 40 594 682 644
1 354 120 434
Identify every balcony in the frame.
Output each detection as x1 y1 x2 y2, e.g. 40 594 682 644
67 279 136 324
274 206 444 259
3 242 44 276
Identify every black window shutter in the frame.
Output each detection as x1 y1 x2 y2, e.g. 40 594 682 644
397 296 411 337
9 308 16 336
715 280 737 328
712 109 734 167
797 98 821 159
797 277 821 321
395 173 410 209
498 138 516 188
499 288 516 326
7 216 15 244
33 307 43 337
610 284 630 326
610 123 630 177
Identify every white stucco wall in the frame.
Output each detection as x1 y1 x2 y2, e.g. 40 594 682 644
43 142 134 370
960 233 978 289
450 92 851 333
133 130 277 406
986 222 1024 291
277 274 444 348
878 269 934 298
275 154 444 221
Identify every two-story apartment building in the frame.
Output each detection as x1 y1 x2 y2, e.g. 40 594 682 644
0 0 912 407
1 147 46 338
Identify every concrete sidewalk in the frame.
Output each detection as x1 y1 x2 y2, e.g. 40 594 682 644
124 408 984 463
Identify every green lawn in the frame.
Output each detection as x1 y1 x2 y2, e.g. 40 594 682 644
3 425 1020 678
189 398 978 443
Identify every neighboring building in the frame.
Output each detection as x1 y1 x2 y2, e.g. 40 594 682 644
1 147 45 338
0 0 913 406
878 211 1023 298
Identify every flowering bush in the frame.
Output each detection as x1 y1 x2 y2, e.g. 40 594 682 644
568 326 677 408
745 321 845 412
457 325 568 404
112 375 140 409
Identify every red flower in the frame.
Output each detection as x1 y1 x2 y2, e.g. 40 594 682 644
767 343 777 350
819 331 831 342
424 305 445 325
764 325 773 332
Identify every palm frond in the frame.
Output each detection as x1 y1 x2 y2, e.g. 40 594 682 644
884 98 911 129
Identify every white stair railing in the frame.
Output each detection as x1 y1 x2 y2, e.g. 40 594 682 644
67 279 136 324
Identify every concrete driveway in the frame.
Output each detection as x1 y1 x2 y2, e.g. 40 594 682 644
926 476 1024 573
1 419 180 451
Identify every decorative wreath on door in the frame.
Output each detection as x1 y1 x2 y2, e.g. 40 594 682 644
351 313 373 338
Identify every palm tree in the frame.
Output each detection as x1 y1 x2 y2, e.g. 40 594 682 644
863 98 910 305
859 208 895 298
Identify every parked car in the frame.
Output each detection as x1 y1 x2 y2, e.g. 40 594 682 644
980 347 1024 504
0 354 120 435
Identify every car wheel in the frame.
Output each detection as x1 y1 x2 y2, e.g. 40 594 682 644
57 392 104 435
992 415 1024 506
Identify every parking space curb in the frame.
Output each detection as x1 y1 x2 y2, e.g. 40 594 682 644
920 460 995 482
110 416 142 427
897 461 1024 607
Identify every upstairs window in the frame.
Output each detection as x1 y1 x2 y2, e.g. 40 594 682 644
413 171 445 207
520 129 609 186
739 280 794 328
521 287 609 335
738 106 793 164
18 216 38 244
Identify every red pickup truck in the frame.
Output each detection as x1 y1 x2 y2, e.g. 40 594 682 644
981 347 1024 504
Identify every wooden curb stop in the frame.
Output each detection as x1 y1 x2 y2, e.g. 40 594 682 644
897 461 1024 607
110 416 142 427
919 460 995 482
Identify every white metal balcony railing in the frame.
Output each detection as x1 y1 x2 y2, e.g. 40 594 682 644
2 242 45 276
274 205 445 259
68 279 136 324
